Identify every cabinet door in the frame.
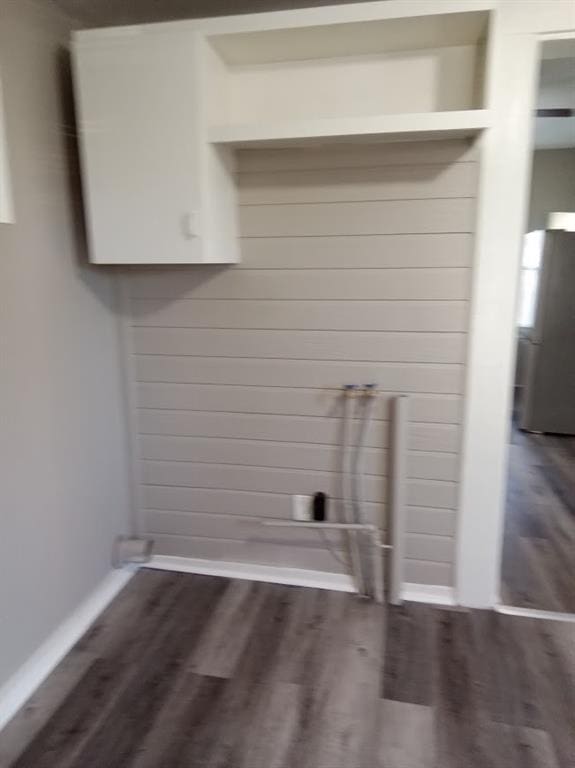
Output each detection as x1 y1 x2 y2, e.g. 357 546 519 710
74 31 202 264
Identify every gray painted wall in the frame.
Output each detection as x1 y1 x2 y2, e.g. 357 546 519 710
528 148 575 231
0 0 130 689
124 138 478 587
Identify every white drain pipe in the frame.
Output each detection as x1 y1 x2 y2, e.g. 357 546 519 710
341 385 367 596
351 384 378 599
259 388 408 607
389 395 409 605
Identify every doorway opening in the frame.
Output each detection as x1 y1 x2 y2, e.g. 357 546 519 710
500 40 575 614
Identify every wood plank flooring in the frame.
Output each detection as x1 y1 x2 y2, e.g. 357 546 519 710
501 422 575 613
1 570 574 768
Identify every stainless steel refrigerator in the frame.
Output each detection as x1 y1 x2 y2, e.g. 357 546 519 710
521 230 575 434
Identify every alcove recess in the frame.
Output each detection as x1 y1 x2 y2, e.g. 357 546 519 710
204 10 491 148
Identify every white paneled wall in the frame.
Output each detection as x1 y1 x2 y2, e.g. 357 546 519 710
124 139 477 587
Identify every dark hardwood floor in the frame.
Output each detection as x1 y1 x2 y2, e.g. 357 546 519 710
1 570 574 768
501 421 575 613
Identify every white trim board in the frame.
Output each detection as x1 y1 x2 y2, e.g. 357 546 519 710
209 110 492 147
145 555 456 606
0 569 134 734
496 604 575 624
0 76 14 224
146 555 356 593
401 583 457 606
456 11 575 609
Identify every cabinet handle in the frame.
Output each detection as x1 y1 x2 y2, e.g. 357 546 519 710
182 211 199 239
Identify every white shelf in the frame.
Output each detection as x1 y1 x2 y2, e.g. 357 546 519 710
209 110 491 148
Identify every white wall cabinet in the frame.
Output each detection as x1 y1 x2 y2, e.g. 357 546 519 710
73 2 492 265
73 30 238 264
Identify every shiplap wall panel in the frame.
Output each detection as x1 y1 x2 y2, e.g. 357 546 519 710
240 199 475 237
142 461 457 508
131 300 469 332
135 357 463 394
136 384 463 423
129 266 469 300
145 510 344 548
139 436 459 481
237 140 478 172
124 139 477 588
407 507 456 536
143 461 387 502
138 410 460 452
239 234 473 269
404 560 452 587
240 162 477 204
143 511 454 564
142 485 456 535
133 328 465 364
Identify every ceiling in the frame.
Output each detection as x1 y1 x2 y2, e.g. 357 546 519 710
49 0 363 26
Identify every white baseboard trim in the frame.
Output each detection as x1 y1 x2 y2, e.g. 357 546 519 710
146 555 356 593
496 604 575 623
146 556 455 606
0 568 134 734
400 583 457 606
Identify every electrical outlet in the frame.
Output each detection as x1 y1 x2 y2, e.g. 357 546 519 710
292 494 313 521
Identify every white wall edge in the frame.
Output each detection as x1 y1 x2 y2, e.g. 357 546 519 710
0 76 15 224
456 15 575 610
496 604 575 624
146 555 357 593
400 583 457 606
0 568 134 734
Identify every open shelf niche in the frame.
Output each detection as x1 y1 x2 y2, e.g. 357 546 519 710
203 9 492 148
